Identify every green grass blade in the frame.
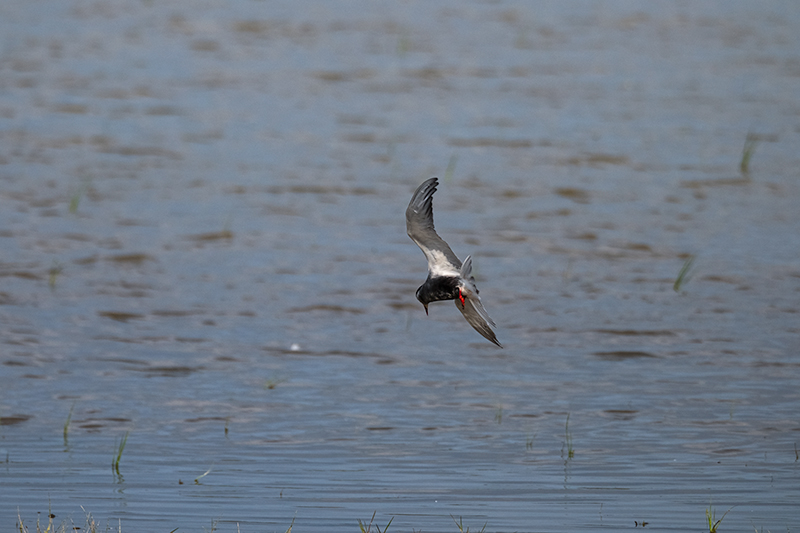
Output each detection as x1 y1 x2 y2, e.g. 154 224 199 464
113 431 129 474
674 255 696 292
63 402 75 447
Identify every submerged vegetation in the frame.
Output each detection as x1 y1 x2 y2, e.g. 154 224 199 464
62 403 74 448
14 504 771 532
68 178 92 214
264 376 288 390
452 515 487 533
706 504 734 533
673 255 696 292
194 465 213 484
494 404 503 424
525 431 535 451
17 506 118 533
358 512 393 533
48 261 63 290
112 431 129 476
563 413 574 459
739 132 759 176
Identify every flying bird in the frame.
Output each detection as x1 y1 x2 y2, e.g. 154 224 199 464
405 177 502 347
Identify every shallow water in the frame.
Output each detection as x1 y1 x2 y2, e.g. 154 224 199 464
2 1 799 532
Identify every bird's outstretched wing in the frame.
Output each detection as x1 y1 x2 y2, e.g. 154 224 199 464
406 177 462 276
455 256 502 347
456 296 502 347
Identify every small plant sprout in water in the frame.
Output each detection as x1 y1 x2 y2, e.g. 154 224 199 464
195 465 213 484
740 131 760 176
451 515 487 533
706 504 734 533
525 431 535 451
673 254 696 293
112 431 129 475
17 505 123 533
69 177 92 214
16 501 55 533
264 376 287 390
49 261 63 290
494 405 503 424
79 506 107 533
63 402 75 448
563 413 574 459
358 511 393 533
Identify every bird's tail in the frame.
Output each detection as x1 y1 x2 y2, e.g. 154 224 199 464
460 255 479 294
460 255 473 279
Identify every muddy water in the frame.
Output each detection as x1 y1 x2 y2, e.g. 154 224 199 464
2 1 799 532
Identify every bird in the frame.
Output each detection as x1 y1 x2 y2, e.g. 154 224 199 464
405 177 502 347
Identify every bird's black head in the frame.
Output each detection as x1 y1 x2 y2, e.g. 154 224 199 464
415 285 430 315
416 276 460 316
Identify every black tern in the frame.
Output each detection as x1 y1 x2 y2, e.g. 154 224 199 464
406 177 502 347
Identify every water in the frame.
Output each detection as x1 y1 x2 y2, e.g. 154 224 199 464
2 1 799 532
